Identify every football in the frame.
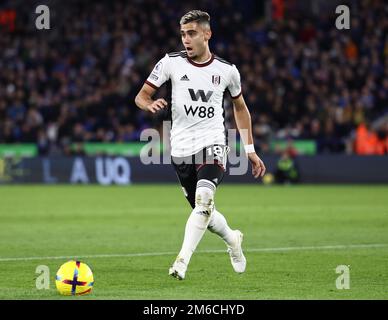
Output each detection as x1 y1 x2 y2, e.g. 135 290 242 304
55 260 94 296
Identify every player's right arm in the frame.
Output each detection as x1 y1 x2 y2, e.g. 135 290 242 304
135 54 170 113
135 83 168 113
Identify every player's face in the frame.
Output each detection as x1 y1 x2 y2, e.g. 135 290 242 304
180 22 211 59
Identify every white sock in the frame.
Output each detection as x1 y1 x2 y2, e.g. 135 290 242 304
177 180 215 265
178 207 211 265
207 208 235 245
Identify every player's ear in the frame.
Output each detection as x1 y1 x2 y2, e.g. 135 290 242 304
204 29 212 41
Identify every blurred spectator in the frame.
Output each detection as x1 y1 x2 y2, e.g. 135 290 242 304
274 150 299 184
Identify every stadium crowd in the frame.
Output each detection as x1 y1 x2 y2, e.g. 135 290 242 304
0 0 387 155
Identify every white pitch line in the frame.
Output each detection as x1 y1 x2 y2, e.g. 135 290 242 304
0 243 387 263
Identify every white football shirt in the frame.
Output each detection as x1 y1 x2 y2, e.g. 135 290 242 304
145 51 242 157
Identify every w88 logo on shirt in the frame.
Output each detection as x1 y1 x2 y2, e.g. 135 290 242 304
184 105 215 118
184 88 216 118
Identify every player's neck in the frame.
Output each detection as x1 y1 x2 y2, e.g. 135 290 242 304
191 50 212 64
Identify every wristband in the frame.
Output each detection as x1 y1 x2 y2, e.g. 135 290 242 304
244 144 255 154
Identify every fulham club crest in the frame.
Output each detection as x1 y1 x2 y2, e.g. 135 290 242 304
212 75 221 86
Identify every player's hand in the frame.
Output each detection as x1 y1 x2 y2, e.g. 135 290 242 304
248 153 266 179
145 98 168 113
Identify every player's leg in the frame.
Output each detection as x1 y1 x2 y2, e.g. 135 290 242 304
171 159 196 209
169 177 216 280
197 164 246 273
209 207 246 273
198 164 234 241
195 163 233 241
169 157 198 280
170 150 226 279
169 145 246 279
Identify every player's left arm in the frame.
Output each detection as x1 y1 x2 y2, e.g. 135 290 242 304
232 95 266 178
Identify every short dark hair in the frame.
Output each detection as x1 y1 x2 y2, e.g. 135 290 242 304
180 10 210 28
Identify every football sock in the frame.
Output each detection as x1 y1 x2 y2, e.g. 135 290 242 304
177 180 215 265
207 208 235 245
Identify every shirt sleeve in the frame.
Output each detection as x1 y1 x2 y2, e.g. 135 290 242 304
145 54 170 89
227 65 242 99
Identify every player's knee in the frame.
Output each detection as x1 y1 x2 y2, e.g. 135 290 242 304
195 179 216 215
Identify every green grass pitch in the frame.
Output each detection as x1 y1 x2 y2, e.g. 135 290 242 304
0 184 387 299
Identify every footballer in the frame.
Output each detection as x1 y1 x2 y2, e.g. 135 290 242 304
135 10 266 280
